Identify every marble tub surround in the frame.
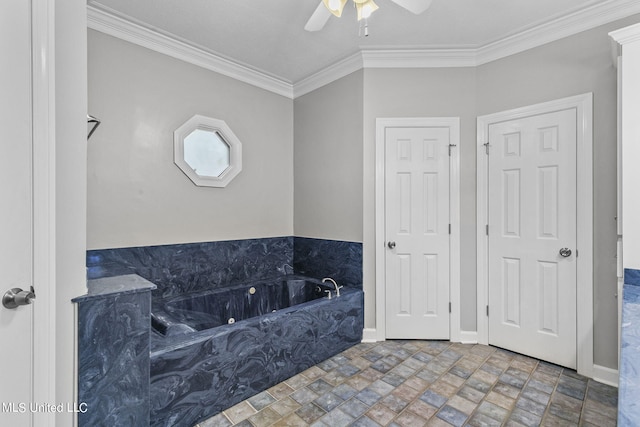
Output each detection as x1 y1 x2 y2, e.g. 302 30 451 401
79 273 157 299
293 237 362 289
86 236 294 298
624 268 640 286
86 236 364 297
82 236 365 426
73 275 156 427
149 287 364 427
619 276 640 426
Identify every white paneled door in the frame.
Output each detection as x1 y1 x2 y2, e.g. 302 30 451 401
487 109 577 369
1 1 35 425
384 126 452 339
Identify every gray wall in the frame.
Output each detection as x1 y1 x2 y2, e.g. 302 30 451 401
87 30 294 249
476 16 640 370
362 67 478 331
293 70 364 242
357 17 640 369
88 16 640 371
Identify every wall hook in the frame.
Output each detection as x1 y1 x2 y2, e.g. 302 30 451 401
87 114 101 140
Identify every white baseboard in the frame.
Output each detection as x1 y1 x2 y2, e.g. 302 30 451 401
362 328 379 343
459 330 479 344
364 328 478 344
592 364 619 388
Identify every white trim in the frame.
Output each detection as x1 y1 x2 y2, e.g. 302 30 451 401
361 48 477 69
362 328 379 343
173 115 242 188
476 0 640 65
459 331 479 344
31 0 57 424
293 52 363 98
87 1 640 98
375 117 461 342
87 5 294 99
610 21 640 45
449 123 461 343
593 364 619 388
476 117 489 346
476 93 594 377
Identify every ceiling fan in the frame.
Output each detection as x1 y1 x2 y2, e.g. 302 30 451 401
305 0 433 32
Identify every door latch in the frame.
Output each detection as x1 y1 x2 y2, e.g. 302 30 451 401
2 286 35 309
559 248 572 258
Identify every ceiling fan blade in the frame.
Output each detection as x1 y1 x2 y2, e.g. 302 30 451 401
305 2 332 32
390 0 433 15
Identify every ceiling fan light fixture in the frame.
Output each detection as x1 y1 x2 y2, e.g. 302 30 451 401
355 0 379 21
322 0 348 17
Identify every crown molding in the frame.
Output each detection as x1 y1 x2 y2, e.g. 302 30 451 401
87 5 294 98
608 21 640 65
610 21 640 45
87 1 640 99
292 48 478 97
293 52 364 98
361 48 477 68
476 0 640 65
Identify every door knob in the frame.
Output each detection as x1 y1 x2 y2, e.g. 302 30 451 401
559 248 572 258
2 286 35 309
387 241 396 249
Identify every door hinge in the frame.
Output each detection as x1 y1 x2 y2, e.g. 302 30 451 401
449 302 452 313
486 305 489 316
484 142 490 155
448 144 457 156
486 224 489 236
448 224 451 235
576 249 579 257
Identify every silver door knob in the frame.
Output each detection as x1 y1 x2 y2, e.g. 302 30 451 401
387 241 396 249
559 248 572 258
2 287 35 309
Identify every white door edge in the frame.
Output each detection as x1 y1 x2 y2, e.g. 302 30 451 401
31 0 58 424
476 93 594 377
375 117 461 342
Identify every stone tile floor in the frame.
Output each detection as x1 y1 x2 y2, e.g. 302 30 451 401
196 340 618 427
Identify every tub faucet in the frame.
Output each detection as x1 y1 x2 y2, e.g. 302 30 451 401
322 277 342 297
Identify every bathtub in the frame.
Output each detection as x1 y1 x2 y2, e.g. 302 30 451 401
148 275 364 427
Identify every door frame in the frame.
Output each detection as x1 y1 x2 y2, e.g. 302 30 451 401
32 0 57 424
476 93 593 376
375 117 461 342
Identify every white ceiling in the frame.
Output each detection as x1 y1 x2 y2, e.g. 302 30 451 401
88 0 640 89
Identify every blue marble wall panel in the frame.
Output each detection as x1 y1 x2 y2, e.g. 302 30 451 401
149 288 364 427
293 237 362 289
624 268 640 287
87 237 294 298
619 276 640 426
73 275 156 427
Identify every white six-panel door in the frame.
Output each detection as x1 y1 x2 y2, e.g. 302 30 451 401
1 1 35 425
384 126 452 339
487 109 577 369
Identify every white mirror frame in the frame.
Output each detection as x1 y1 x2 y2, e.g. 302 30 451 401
174 115 242 188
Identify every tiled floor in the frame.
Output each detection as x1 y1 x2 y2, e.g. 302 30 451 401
196 340 618 427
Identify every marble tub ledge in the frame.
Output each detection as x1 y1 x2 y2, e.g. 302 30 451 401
72 274 157 303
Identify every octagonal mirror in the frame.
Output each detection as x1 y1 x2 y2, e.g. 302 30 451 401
174 115 242 187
